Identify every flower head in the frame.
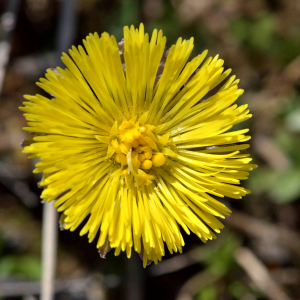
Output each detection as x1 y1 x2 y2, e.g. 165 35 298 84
20 24 257 267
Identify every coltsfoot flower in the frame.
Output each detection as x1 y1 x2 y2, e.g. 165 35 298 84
20 24 257 267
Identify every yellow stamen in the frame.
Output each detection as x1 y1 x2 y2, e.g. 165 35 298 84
138 137 147 145
152 153 165 167
138 153 145 162
122 132 134 143
135 146 143 153
111 139 119 148
132 139 139 147
144 152 152 160
141 160 152 169
115 153 127 165
115 145 123 154
122 169 129 175
133 130 141 139
133 160 141 169
131 151 138 158
143 146 152 153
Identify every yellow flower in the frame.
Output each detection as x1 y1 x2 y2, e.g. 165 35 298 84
20 24 257 267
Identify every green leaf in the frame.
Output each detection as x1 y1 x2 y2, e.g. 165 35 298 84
249 168 300 204
229 281 249 298
249 15 276 52
270 170 300 204
285 108 300 132
204 235 240 276
0 255 41 280
196 285 218 300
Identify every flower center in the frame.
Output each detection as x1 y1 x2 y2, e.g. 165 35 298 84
110 120 166 185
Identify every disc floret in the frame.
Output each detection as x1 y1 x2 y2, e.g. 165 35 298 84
110 119 166 186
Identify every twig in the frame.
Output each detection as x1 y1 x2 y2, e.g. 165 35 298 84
227 211 300 254
41 203 58 300
0 0 21 98
149 238 222 277
55 0 79 68
40 1 79 299
126 254 145 300
0 276 101 297
235 247 292 300
175 269 220 300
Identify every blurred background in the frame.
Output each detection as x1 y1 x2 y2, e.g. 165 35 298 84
1 0 300 299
